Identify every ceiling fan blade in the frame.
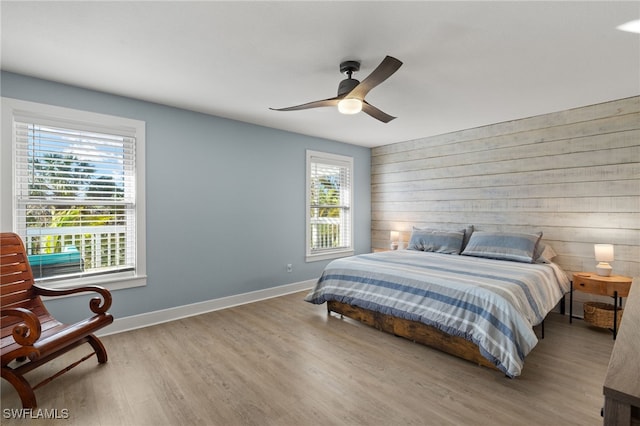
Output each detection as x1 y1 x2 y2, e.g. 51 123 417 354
346 56 402 100
361 101 396 123
270 96 340 111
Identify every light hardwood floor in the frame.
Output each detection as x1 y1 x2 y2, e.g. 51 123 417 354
1 291 614 425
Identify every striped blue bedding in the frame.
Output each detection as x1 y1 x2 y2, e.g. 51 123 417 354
305 250 570 377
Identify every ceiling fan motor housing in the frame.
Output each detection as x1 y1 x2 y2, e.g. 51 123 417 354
338 60 361 96
338 78 360 96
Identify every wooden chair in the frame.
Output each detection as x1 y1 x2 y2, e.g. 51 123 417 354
1 232 114 408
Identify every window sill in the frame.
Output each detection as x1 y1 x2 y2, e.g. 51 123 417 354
306 249 354 263
38 273 147 300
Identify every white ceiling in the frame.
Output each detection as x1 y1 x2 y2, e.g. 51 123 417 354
2 1 639 148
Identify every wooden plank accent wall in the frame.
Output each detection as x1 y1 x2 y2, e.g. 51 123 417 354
371 96 639 309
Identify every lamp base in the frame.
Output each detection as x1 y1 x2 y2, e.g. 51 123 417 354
596 262 612 277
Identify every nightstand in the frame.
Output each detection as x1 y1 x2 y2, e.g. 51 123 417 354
570 272 633 339
373 247 402 253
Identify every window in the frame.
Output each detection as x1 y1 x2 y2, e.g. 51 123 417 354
306 150 354 262
1 98 146 290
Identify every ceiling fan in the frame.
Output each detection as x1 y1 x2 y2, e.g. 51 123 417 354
270 55 403 123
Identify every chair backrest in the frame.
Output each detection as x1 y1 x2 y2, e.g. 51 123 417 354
1 232 50 336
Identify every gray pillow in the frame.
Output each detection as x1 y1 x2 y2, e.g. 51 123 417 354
461 231 543 263
534 242 557 264
407 228 465 254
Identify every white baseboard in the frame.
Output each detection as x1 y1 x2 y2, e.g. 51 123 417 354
98 279 316 337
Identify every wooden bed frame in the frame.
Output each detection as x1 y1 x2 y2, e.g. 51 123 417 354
327 300 499 372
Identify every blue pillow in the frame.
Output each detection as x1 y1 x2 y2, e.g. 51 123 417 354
461 231 543 263
407 228 465 254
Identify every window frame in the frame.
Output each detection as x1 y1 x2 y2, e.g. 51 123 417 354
1 97 146 291
305 150 354 262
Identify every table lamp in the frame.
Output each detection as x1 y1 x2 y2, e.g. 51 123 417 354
390 231 399 250
594 244 614 276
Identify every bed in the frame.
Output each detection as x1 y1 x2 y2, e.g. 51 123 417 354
305 229 570 378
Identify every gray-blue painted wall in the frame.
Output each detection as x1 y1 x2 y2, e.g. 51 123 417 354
1 71 371 322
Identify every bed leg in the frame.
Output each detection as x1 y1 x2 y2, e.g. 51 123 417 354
326 305 342 318
534 320 545 339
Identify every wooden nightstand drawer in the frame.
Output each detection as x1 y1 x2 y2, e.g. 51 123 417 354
373 248 391 253
572 273 633 297
573 275 608 296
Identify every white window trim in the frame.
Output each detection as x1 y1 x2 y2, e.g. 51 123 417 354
1 97 146 291
305 150 354 262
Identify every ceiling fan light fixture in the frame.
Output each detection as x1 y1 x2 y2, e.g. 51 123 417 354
338 98 362 115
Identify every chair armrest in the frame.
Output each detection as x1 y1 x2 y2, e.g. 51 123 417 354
33 284 112 315
0 307 42 346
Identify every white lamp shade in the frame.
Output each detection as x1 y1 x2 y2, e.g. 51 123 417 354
594 244 614 262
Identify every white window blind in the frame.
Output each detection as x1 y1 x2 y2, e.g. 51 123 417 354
13 116 137 282
306 150 354 261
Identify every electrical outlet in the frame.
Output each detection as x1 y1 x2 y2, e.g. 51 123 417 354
286 264 293 273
